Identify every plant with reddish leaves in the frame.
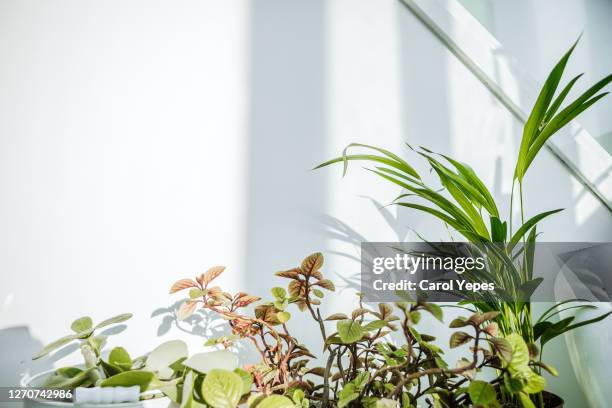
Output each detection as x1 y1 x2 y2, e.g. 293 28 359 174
169 254 335 396
170 253 559 408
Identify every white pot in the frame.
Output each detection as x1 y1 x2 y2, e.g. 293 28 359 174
21 369 176 408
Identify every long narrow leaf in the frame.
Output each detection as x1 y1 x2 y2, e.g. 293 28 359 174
508 209 563 248
342 143 420 179
395 202 485 242
537 299 589 324
516 40 579 180
524 91 610 172
441 155 499 217
542 73 584 124
368 169 479 236
315 154 416 177
424 153 493 216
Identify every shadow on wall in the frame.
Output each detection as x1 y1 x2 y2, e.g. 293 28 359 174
243 0 327 344
151 302 254 363
0 326 53 386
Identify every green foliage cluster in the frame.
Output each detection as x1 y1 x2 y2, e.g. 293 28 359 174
169 253 554 408
313 40 611 407
32 314 158 392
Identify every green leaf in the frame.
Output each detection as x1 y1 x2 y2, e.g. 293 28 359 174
88 335 107 353
449 317 469 328
522 370 546 394
100 359 122 377
109 347 132 371
490 217 507 242
441 154 499 217
449 331 472 348
395 202 483 242
508 209 563 248
313 289 325 298
325 313 349 321
543 310 612 346
423 303 443 322
256 395 295 408
539 316 574 345
337 320 364 343
271 287 286 300
524 82 612 175
518 392 536 408
71 316 93 334
315 154 419 180
145 339 189 379
273 299 288 310
32 334 77 360
518 278 544 300
189 288 205 299
338 384 359 408
342 143 420 179
505 333 529 369
516 39 578 181
95 313 133 330
468 380 496 405
233 368 253 395
100 370 154 392
543 73 584 123
363 320 386 332
201 369 243 408
44 367 93 389
184 350 239 374
277 311 291 323
292 389 305 403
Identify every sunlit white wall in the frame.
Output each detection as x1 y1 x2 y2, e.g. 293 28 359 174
0 2 611 406
0 0 249 380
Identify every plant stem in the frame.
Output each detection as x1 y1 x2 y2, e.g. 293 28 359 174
80 343 103 386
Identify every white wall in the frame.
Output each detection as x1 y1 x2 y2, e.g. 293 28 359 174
1 1 610 406
0 0 250 383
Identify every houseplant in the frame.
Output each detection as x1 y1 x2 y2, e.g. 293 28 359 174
314 41 612 407
169 253 561 408
24 314 194 407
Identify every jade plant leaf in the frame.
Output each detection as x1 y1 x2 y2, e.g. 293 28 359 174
337 320 364 344
100 370 154 392
109 347 132 371
32 334 77 360
71 317 93 334
145 340 189 380
44 367 93 389
94 313 133 330
183 350 239 374
201 369 243 408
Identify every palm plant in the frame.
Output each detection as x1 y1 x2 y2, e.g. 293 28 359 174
315 41 611 357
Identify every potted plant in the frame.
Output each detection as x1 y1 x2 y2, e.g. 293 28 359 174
168 253 562 407
23 314 195 407
314 40 611 407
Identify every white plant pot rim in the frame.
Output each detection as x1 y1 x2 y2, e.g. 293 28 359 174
21 369 168 407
